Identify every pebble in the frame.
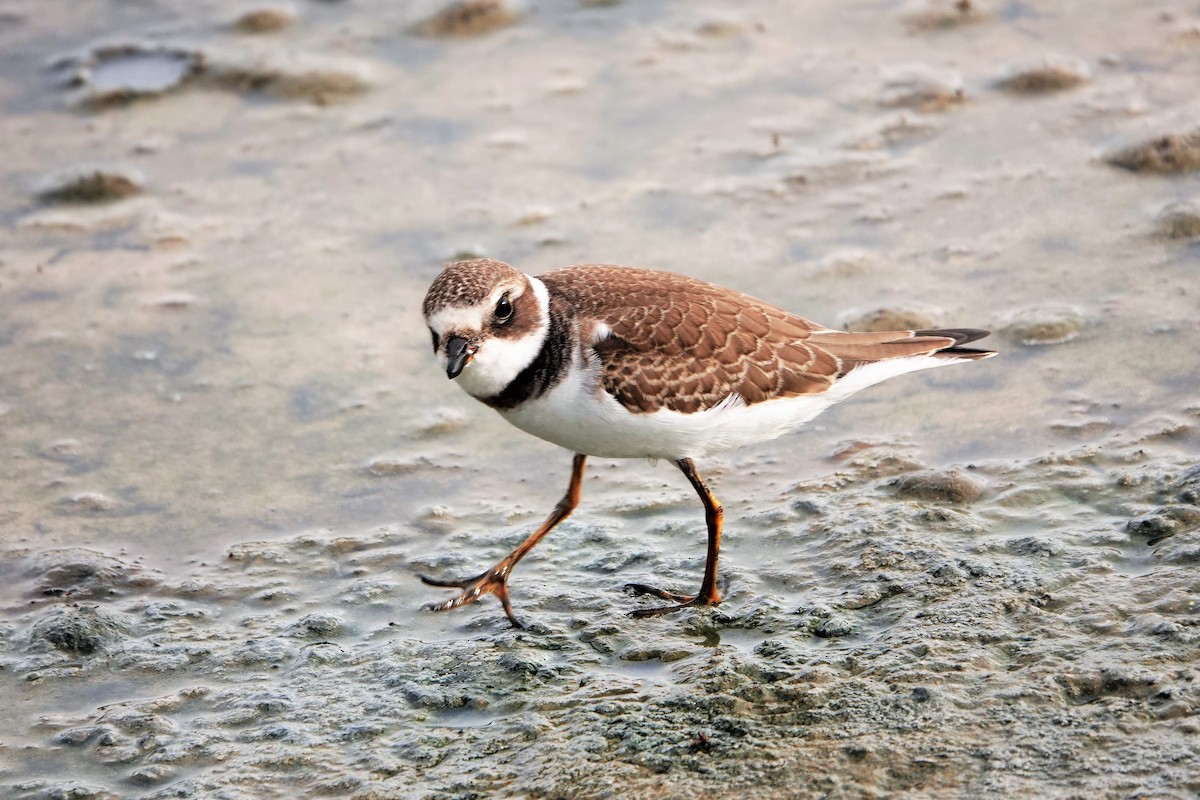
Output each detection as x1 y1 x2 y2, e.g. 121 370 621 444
366 456 425 476
128 764 174 785
900 0 988 31
232 5 297 33
28 548 155 599
202 48 371 102
1177 464 1200 505
878 68 965 112
35 165 144 204
892 469 985 504
1153 200 1200 239
143 292 201 310
290 612 346 637
839 305 942 332
29 606 132 655
1106 129 1200 174
999 304 1087 345
813 616 855 638
66 492 118 512
994 55 1090 94
1126 507 1200 541
843 113 940 150
409 0 523 37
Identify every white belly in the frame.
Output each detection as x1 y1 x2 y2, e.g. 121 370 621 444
496 365 830 460
496 354 971 460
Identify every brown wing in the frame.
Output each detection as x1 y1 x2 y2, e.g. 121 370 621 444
540 265 841 413
541 265 996 415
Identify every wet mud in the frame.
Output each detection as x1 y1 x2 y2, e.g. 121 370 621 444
1 0 1198 798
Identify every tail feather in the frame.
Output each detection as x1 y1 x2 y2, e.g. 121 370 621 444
809 327 997 372
916 328 996 361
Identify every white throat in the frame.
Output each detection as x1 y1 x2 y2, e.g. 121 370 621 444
455 276 551 399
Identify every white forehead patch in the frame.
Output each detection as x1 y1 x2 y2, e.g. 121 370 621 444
426 303 485 336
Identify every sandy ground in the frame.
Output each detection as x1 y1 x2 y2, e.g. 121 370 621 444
0 0 1198 797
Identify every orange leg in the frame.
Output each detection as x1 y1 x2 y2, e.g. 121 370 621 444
420 453 586 629
626 457 724 617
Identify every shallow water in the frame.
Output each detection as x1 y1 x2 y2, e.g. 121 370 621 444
1 0 1199 797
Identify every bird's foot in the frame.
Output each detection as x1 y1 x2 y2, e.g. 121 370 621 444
420 562 524 629
624 583 722 618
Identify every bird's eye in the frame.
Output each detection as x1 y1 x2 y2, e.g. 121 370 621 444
494 293 513 323
429 328 439 352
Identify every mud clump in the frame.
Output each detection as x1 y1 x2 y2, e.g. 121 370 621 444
1178 465 1200 505
840 305 942 332
409 0 523 37
64 491 120 512
365 455 427 476
1056 668 1162 704
1126 507 1200 543
27 548 158 599
900 0 988 31
879 68 965 112
995 55 1090 94
28 606 133 655
892 468 985 503
1154 200 1200 239
1106 129 1200 174
289 612 346 638
1000 304 1087 346
35 166 144 204
232 5 297 33
202 49 371 102
844 113 941 150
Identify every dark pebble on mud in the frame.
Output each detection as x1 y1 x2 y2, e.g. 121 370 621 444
289 612 346 637
1056 667 1162 703
1106 129 1200 174
900 0 988 31
994 55 1089 94
409 0 523 37
1176 465 1200 504
1000 305 1087 345
879 69 965 112
1126 507 1200 542
202 48 371 102
813 616 855 638
1050 417 1112 437
9 781 120 800
892 469 985 504
365 456 424 476
1154 200 1200 239
232 6 296 33
35 166 144 203
840 306 942 332
29 606 132 655
27 548 156 599
128 764 174 785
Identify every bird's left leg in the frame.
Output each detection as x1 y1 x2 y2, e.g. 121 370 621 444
626 457 724 617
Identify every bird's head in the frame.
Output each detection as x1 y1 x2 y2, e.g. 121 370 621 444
422 258 549 399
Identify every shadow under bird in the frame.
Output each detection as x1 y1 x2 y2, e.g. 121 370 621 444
420 258 996 628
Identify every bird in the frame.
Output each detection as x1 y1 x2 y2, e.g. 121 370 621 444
420 258 995 628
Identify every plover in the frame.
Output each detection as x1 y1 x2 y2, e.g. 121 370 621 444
421 258 995 627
